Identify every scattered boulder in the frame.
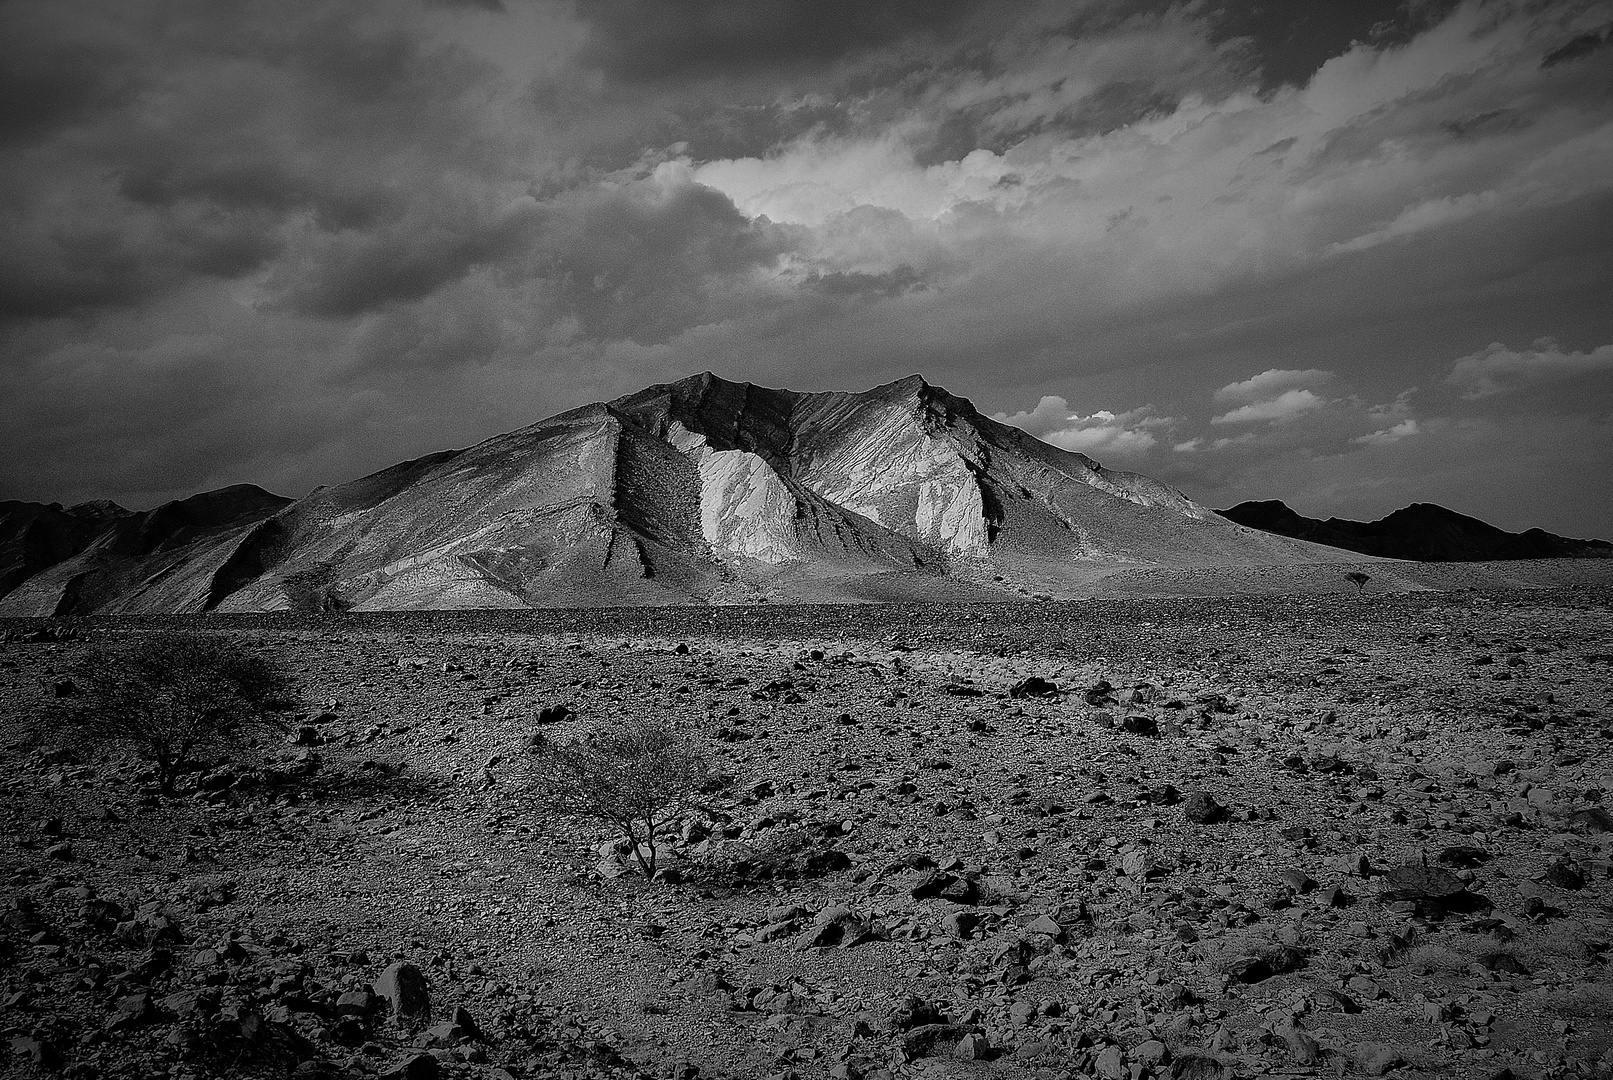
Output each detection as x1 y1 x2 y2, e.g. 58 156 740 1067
1540 858 1585 890
1009 677 1059 699
107 993 158 1031
1380 862 1488 913
1183 791 1230 824
798 906 879 949
1226 944 1305 983
9 1035 62 1070
1169 1054 1230 1080
373 961 431 1026
1350 1041 1403 1076
1272 1021 1320 1064
1092 1044 1126 1079
380 1052 440 1080
1436 844 1491 868
900 1024 984 1060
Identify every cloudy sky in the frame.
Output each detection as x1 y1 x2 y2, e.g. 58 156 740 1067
4 0 1612 536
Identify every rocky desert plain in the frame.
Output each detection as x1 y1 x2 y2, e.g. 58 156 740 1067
5 578 1613 1080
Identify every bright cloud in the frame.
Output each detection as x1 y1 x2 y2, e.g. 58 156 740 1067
686 1 1613 317
995 396 1171 461
1211 388 1328 425
1213 368 1334 404
1353 419 1422 445
1447 338 1613 398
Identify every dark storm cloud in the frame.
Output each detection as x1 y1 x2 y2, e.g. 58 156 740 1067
538 176 794 343
0 39 144 147
3 0 1612 543
1541 27 1609 67
0 1 524 327
1209 0 1457 89
270 202 542 318
801 266 927 300
573 0 984 83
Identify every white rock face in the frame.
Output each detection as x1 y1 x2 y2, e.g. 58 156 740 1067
804 405 988 555
697 450 800 563
915 471 987 553
670 420 801 564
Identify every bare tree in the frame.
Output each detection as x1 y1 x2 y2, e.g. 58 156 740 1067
529 715 728 878
61 633 289 795
1346 571 1372 596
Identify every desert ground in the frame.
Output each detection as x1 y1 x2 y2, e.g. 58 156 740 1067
3 580 1612 1080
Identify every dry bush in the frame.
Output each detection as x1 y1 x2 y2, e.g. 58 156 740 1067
1404 943 1470 975
1402 931 1524 975
61 632 289 795
528 714 729 878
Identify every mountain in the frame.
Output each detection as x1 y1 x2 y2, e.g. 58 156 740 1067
0 486 293 615
0 374 1363 615
1217 500 1613 562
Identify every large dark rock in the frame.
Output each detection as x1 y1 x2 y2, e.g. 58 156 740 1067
1183 791 1229 824
901 1023 985 1059
373 962 431 1025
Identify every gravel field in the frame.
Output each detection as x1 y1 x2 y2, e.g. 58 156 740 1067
3 585 1612 1080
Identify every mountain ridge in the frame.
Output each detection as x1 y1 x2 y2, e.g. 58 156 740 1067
2 374 1368 614
1217 499 1612 562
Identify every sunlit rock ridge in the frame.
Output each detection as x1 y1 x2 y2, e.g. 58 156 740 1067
0 373 1360 613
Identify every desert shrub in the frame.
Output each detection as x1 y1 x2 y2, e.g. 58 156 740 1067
60 632 289 795
1346 571 1372 595
529 714 728 878
1404 943 1469 975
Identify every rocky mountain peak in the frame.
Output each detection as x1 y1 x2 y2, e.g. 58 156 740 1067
2 375 1368 615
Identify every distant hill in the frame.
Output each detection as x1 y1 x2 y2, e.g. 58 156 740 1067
0 374 1362 615
0 486 293 614
1217 500 1613 562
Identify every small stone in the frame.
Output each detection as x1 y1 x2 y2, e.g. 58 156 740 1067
1317 885 1350 908
755 920 796 943
953 1032 989 1059
1380 863 1465 899
1275 1022 1319 1064
335 988 377 1017
1092 1044 1125 1079
1131 1039 1169 1066
10 1035 61 1070
159 990 207 1018
380 1052 440 1080
1540 859 1585 890
1437 845 1490 868
1168 1054 1229 1079
1024 914 1064 940
1280 869 1315 893
1009 677 1058 699
1121 714 1158 737
108 993 156 1030
1226 945 1304 983
1352 1041 1402 1076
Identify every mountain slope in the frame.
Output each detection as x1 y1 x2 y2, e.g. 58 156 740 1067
1 374 1368 614
0 486 292 616
1218 500 1613 562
